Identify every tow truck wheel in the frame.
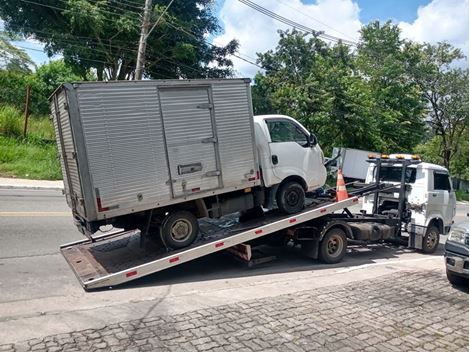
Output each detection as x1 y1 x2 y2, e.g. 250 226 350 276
161 210 199 249
319 228 347 264
422 225 440 254
277 181 305 214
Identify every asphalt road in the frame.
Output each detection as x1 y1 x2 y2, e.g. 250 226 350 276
0 188 467 345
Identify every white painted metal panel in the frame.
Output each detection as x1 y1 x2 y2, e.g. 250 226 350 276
76 84 171 210
212 83 258 187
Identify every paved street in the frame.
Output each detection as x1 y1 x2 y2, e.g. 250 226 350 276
0 270 468 352
0 188 468 351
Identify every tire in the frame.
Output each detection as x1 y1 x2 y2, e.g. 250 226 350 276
422 225 440 254
276 181 305 214
446 268 468 287
161 210 199 249
319 228 347 264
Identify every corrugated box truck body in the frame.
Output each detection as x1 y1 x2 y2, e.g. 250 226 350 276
50 79 260 223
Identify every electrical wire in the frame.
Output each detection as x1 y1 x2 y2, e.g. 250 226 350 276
275 0 358 42
238 0 357 47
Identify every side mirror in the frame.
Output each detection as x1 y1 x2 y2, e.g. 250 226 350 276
309 134 317 147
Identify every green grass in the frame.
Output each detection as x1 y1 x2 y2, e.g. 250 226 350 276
0 135 61 180
0 105 61 180
456 189 469 202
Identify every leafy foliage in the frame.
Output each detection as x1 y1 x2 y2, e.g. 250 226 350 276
252 26 425 154
0 59 84 115
408 42 469 174
0 0 238 80
0 30 35 73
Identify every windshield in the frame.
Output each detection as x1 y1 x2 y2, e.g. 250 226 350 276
374 166 417 183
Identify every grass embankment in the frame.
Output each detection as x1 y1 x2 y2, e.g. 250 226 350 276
0 106 61 180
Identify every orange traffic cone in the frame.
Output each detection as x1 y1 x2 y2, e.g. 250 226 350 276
336 168 349 202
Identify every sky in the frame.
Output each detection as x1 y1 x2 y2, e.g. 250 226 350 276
5 0 469 76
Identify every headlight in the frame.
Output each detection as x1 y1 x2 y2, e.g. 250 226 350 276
447 229 468 244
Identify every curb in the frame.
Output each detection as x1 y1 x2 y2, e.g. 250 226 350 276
0 184 64 190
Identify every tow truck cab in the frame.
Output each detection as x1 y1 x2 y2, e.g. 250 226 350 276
362 154 457 237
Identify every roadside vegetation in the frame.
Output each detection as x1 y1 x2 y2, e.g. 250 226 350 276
0 2 467 188
0 105 61 179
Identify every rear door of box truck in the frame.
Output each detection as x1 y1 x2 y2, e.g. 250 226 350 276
50 87 86 217
159 87 222 197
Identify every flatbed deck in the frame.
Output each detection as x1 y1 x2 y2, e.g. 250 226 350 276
61 196 360 290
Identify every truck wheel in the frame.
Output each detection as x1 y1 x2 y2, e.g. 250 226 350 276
161 211 199 249
319 228 347 264
276 181 305 214
422 225 440 254
446 268 468 286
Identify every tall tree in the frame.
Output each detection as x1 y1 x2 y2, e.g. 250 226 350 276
252 29 377 154
356 21 425 152
0 0 238 80
409 42 468 172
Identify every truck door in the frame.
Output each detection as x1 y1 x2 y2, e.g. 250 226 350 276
159 87 221 198
265 118 326 190
428 171 456 226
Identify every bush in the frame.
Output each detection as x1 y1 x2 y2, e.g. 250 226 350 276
456 189 469 202
0 105 22 137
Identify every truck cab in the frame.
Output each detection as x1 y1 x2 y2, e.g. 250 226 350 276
254 115 326 190
362 154 457 239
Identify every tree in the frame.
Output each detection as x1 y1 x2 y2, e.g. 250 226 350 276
0 0 238 80
0 30 35 73
408 42 468 173
356 21 425 152
0 59 84 115
252 29 378 154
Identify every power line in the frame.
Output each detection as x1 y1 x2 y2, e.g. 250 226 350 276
136 0 175 79
275 0 358 42
238 0 357 47
14 43 175 79
18 0 140 26
164 20 263 70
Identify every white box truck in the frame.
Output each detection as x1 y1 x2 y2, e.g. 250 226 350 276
51 79 327 249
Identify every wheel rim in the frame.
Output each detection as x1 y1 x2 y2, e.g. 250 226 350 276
286 189 300 206
426 230 438 249
327 234 343 257
170 219 193 242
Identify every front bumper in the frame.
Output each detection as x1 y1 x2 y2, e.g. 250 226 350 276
444 251 469 277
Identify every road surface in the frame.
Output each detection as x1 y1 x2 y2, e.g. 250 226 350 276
0 188 467 350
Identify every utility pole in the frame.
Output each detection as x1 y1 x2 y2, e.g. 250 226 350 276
135 0 153 80
135 0 176 80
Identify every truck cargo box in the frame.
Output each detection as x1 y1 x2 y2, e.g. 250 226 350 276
50 79 260 222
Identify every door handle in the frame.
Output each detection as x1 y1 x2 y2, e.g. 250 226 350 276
272 155 278 165
432 194 437 197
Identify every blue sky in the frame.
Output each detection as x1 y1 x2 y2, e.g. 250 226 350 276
6 0 469 75
354 0 430 23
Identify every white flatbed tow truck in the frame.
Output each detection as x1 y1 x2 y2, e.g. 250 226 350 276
61 156 447 291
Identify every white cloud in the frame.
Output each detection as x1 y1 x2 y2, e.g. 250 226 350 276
214 0 362 77
399 0 469 64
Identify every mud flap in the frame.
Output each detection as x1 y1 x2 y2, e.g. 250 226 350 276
301 240 320 259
